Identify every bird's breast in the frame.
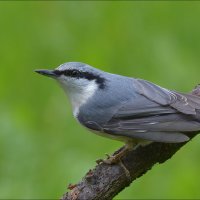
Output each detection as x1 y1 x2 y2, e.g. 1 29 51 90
67 81 99 117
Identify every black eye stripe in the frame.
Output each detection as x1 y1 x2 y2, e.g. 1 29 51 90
53 69 80 77
54 69 106 89
53 70 63 75
62 69 80 77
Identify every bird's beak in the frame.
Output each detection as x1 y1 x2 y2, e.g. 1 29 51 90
35 69 58 78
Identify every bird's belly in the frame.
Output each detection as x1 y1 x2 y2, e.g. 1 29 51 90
86 127 140 144
76 115 151 145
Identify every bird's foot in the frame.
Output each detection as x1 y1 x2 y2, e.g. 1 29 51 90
96 143 137 180
96 155 114 164
97 153 120 164
96 147 124 164
96 151 132 180
96 144 131 164
119 159 132 181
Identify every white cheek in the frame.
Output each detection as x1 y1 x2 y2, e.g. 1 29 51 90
71 81 98 117
57 77 98 117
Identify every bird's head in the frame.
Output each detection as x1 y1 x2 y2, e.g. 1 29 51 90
35 62 106 90
35 62 106 114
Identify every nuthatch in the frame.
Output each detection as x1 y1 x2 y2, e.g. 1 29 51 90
35 62 200 164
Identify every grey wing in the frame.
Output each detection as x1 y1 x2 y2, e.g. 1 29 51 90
101 79 200 143
133 79 200 115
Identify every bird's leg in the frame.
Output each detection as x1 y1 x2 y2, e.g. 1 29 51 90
96 142 137 165
103 146 130 164
96 142 138 181
96 142 139 181
119 158 131 181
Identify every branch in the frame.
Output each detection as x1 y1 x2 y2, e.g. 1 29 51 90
61 140 195 200
61 85 200 200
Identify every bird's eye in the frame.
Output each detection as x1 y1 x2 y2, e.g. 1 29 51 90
62 70 81 77
71 70 79 76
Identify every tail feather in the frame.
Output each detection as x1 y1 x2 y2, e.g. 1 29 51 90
191 84 200 97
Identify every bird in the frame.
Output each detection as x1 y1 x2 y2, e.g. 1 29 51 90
35 62 200 164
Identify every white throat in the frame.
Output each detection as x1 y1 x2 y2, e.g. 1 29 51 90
62 80 98 117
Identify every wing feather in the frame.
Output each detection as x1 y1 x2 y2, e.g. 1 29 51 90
85 79 200 143
133 79 200 115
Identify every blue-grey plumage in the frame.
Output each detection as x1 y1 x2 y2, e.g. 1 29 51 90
35 62 200 145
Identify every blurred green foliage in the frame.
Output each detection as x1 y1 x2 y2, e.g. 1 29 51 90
1 1 200 199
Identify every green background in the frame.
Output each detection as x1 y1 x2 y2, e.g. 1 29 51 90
1 1 200 199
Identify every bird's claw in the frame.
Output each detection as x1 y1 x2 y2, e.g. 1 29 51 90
96 154 132 181
96 153 121 165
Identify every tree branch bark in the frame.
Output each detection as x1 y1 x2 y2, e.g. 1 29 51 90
61 140 194 200
61 85 200 200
